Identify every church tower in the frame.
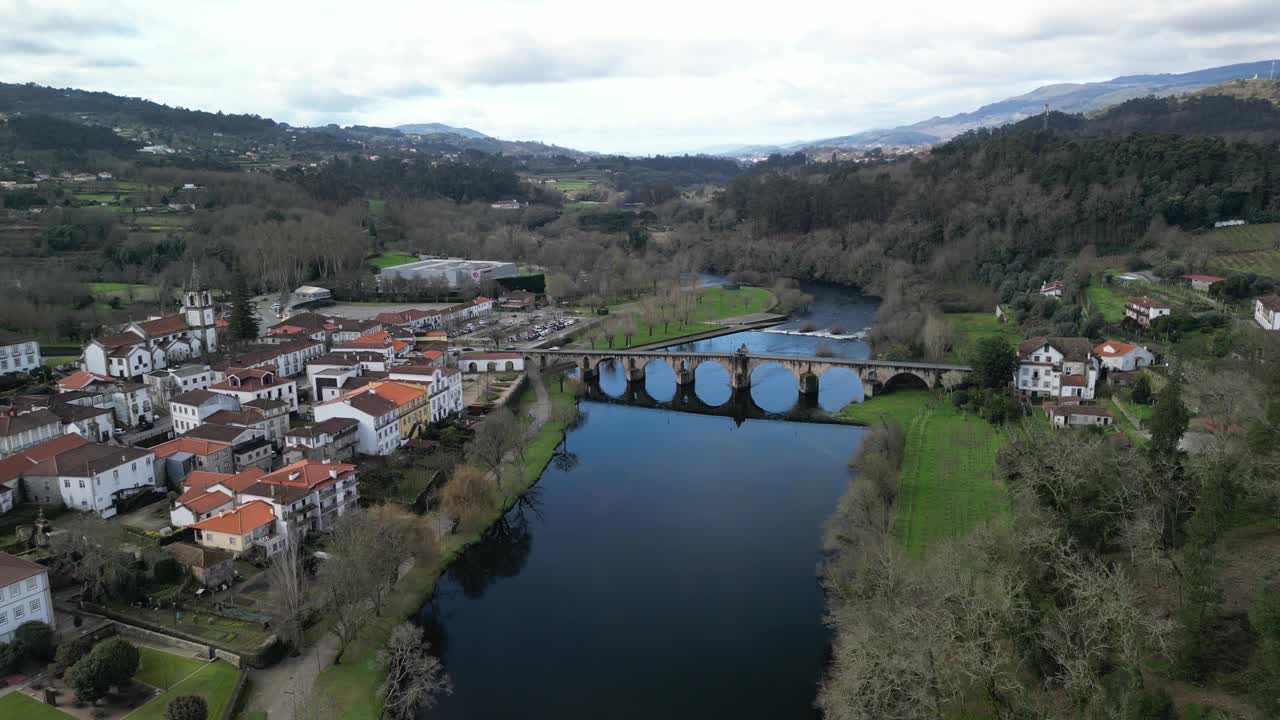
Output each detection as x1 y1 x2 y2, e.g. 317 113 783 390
182 263 218 353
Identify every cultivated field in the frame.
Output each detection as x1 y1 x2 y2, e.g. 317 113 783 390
839 390 1007 556
943 312 1022 362
1211 248 1280 279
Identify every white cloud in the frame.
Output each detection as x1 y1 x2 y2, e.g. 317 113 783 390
1 0 1277 153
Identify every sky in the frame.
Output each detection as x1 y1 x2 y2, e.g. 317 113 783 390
2 0 1279 154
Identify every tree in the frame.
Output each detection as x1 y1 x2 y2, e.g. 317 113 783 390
53 515 149 601
466 408 523 489
96 637 140 688
439 465 497 534
164 695 208 720
226 267 259 342
969 336 1017 389
65 654 109 703
0 642 19 674
267 528 308 650
319 508 409 663
378 622 452 720
1149 370 1190 461
14 620 55 661
1131 373 1153 405
54 635 93 675
921 313 951 361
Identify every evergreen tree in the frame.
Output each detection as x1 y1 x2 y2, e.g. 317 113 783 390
969 336 1018 389
227 269 259 342
1149 370 1190 460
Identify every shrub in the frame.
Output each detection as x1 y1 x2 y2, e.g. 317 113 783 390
1131 374 1153 405
0 642 20 673
94 637 140 688
55 636 93 675
66 654 109 703
164 694 209 720
951 390 971 408
14 620 56 662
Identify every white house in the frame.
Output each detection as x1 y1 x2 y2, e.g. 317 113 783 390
461 352 525 373
1125 296 1171 328
81 272 218 379
0 552 55 643
388 366 464 422
144 364 214 409
1046 404 1115 428
313 389 401 456
0 409 63 456
1039 280 1064 299
284 417 360 463
1256 295 1280 331
170 389 240 435
236 459 360 538
1014 337 1099 400
0 331 41 375
20 443 156 518
209 367 299 413
1092 341 1156 373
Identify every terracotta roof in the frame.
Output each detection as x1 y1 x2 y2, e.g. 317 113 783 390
1127 295 1169 310
192 500 275 536
1018 337 1091 364
165 542 233 570
1258 295 1280 313
27 443 150 477
239 481 312 504
151 436 231 458
307 354 361 367
98 332 143 349
0 330 34 345
0 434 91 483
134 314 191 337
269 313 334 333
57 370 113 391
1094 341 1140 358
221 467 268 492
211 367 289 392
182 470 233 492
258 459 355 489
0 409 61 437
0 551 47 587
1182 274 1224 283
1047 405 1113 418
341 392 398 417
335 331 409 353
175 488 234 514
1060 374 1088 386
243 398 288 412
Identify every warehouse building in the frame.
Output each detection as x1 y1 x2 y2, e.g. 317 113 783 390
377 257 517 288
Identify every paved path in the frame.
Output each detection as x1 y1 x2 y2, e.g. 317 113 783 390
242 371 554 720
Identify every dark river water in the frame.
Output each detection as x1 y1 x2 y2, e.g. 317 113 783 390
419 283 878 719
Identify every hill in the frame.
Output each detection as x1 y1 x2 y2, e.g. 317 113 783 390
711 59 1280 157
396 123 489 139
1192 77 1280 105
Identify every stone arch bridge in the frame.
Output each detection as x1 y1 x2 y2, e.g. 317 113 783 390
521 348 971 399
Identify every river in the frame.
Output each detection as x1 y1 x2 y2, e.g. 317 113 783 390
418 284 878 719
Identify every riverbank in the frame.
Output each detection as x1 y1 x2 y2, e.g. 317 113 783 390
308 374 578 720
575 285 777 350
837 389 1007 556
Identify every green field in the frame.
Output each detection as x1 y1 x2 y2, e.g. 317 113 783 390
943 312 1023 362
1086 286 1127 322
134 646 209 690
0 692 73 719
75 193 118 203
127 655 240 720
42 355 77 368
1202 222 1280 253
839 390 1007 556
586 286 776 349
88 282 161 302
1211 248 1280 279
367 252 419 268
548 179 593 192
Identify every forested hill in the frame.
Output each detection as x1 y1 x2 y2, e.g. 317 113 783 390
710 99 1280 292
0 82 278 136
1001 93 1280 141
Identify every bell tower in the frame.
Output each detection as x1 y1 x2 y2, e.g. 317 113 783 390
182 263 218 352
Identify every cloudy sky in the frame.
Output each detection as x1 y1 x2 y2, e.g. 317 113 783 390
3 0 1278 154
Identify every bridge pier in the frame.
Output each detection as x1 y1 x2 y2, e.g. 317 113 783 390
861 379 878 399
798 372 819 397
676 369 695 387
730 371 751 391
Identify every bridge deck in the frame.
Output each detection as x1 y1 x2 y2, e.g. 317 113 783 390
524 348 970 372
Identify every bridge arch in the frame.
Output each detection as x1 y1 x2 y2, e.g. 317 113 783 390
878 369 935 391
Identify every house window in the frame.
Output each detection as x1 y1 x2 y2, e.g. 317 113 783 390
0 611 6 625
29 599 39 612
64 480 70 488
79 479 85 489
25 578 35 590
7 584 16 598
13 605 23 619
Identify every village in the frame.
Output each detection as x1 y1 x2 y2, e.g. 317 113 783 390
0 267 580 719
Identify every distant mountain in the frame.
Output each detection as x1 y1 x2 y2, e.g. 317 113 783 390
1192 77 1280 105
396 122 489 139
711 60 1280 157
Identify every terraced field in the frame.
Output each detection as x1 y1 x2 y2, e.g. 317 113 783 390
1201 222 1280 253
1211 248 1280 279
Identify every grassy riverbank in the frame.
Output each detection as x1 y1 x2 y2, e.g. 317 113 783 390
581 285 776 349
838 390 1007 556
313 377 578 720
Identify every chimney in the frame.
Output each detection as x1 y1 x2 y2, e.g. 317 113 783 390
329 469 338 479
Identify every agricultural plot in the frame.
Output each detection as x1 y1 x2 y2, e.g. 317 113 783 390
1211 248 1280 279
549 179 593 192
1201 222 1280 253
944 312 1022 362
838 390 1007 556
89 282 161 302
1086 286 1126 322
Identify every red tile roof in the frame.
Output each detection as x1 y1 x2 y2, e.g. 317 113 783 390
1181 274 1224 283
175 488 234 515
0 434 91 483
258 459 355 490
192 500 275 536
134 314 191 337
56 370 113 391
1127 295 1169 310
0 551 47 587
1258 295 1280 313
151 436 231 459
1093 341 1139 358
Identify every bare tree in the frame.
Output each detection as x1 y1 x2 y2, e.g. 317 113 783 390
922 313 951 362
319 508 409 663
378 622 453 720
439 465 498 534
52 515 152 602
267 528 308 650
467 408 523 489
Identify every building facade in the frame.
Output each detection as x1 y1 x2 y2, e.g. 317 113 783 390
0 331 40 375
0 553 55 643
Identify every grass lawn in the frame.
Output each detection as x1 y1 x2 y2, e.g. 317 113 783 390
549 179 593 192
134 646 208 690
367 252 418 268
313 378 578 720
586 286 776 349
108 603 272 652
1108 399 1147 446
0 692 74 719
126 658 240 720
944 312 1022 363
43 355 77 368
76 193 117 203
1086 285 1126 323
839 390 1007 556
88 282 160 302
